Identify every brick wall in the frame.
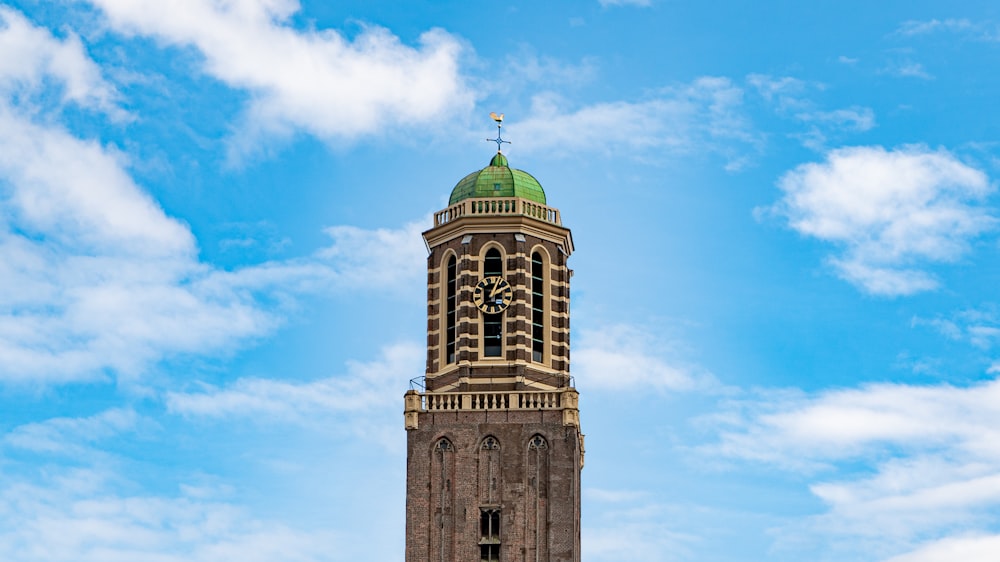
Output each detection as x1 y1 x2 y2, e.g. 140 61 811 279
405 409 581 562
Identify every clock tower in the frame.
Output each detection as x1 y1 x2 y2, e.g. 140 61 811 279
404 119 582 562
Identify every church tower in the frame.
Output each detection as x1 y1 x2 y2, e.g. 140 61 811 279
404 117 582 562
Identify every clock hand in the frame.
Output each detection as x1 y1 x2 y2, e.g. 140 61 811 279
489 279 501 299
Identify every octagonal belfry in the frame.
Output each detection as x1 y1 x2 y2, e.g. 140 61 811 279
404 139 582 562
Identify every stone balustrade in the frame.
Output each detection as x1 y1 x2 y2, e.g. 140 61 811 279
421 390 563 411
434 197 561 227
409 388 579 412
404 388 580 429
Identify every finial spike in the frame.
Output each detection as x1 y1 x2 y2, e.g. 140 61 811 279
486 112 510 153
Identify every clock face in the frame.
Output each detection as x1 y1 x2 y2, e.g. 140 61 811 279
473 276 514 314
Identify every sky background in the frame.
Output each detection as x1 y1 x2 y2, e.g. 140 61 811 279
2 0 1000 561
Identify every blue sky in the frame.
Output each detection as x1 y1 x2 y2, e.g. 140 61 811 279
2 0 1000 560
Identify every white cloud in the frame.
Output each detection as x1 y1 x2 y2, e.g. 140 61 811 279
795 107 875 133
166 341 422 422
0 467 337 562
509 77 758 166
709 377 1000 555
766 145 995 296
897 18 975 37
494 51 598 94
715 379 1000 464
84 0 473 149
0 125 279 384
885 61 934 80
585 488 647 503
0 107 194 258
886 534 1000 562
747 74 810 111
165 341 422 450
573 324 715 392
0 7 431 385
0 7 121 116
599 0 653 7
585 503 697 562
748 74 876 150
791 107 877 152
4 408 139 455
316 220 427 293
913 306 1000 349
0 9 248 383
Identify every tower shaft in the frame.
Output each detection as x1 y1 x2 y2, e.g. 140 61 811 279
405 155 581 562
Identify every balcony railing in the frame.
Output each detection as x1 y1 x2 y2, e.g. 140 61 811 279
434 197 561 227
404 388 581 430
419 390 564 412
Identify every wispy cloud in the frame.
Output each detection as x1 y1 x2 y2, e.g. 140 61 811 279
509 77 759 168
0 7 123 117
894 17 1000 44
0 466 337 562
83 0 473 153
585 488 647 503
897 18 975 37
599 0 653 7
795 107 875 133
748 74 877 150
315 221 427 294
493 51 598 95
573 324 717 393
167 342 421 422
747 74 811 112
886 534 1000 562
585 500 698 561
166 342 422 448
707 377 1000 557
0 103 280 382
763 145 995 296
4 408 140 455
0 7 430 385
883 60 934 80
913 305 1000 349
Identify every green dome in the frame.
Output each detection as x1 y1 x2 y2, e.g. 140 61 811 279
449 153 546 205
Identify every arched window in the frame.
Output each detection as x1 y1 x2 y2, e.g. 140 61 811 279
483 248 503 357
432 437 455 561
480 508 501 561
531 251 545 363
526 434 549 560
479 436 501 505
445 255 457 364
484 248 502 277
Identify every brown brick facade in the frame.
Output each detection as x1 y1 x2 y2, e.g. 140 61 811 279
405 410 581 562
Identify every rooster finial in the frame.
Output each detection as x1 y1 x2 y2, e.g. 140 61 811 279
486 112 510 153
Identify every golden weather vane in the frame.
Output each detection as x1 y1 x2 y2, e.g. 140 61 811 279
486 112 510 153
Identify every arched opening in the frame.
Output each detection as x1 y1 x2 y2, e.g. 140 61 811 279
526 434 549 561
531 251 546 363
431 438 454 562
445 255 457 364
483 247 503 357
